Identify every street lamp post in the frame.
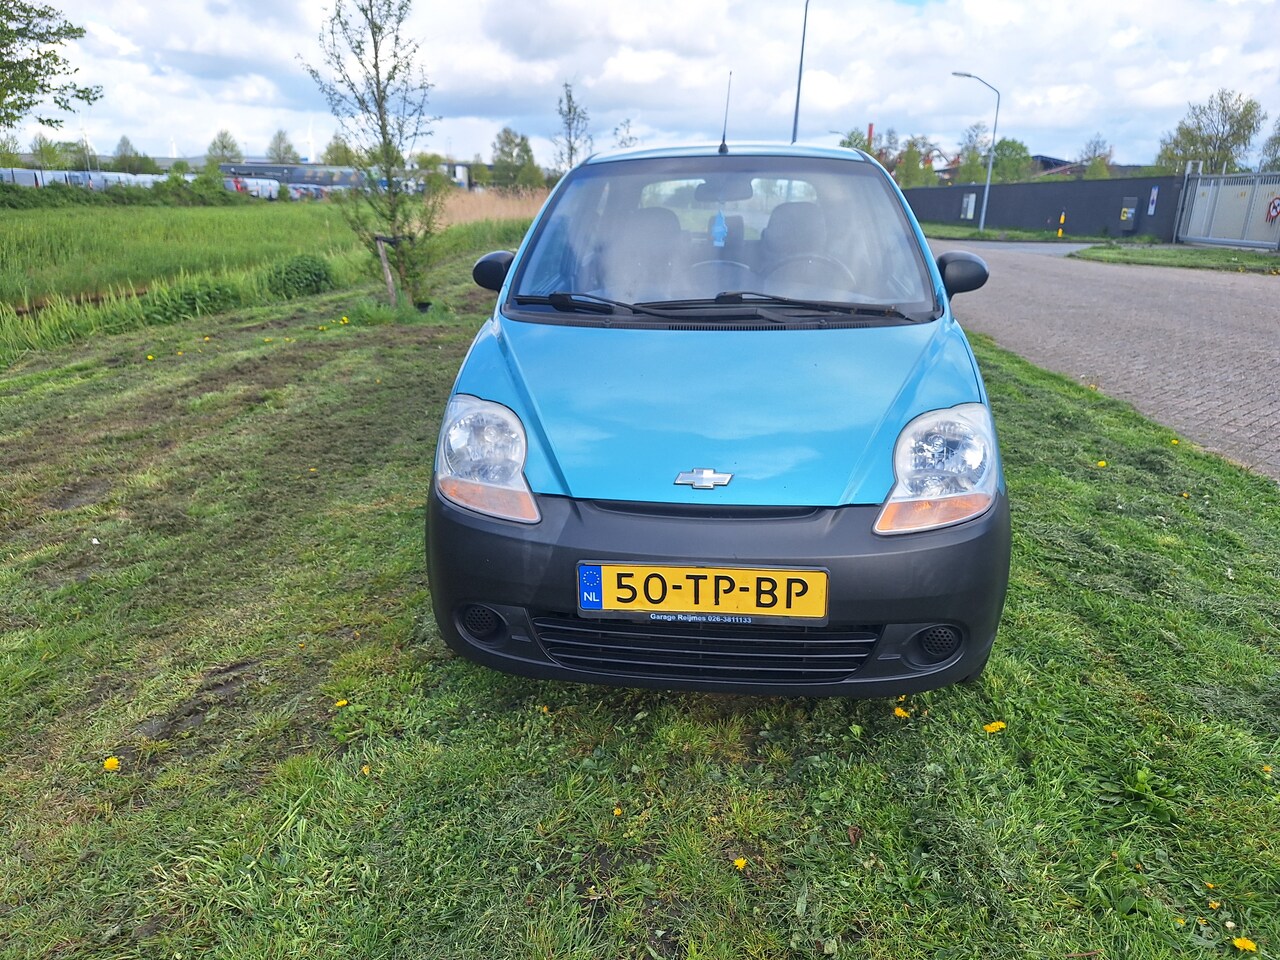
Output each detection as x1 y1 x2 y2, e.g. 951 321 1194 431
791 0 811 144
951 71 1000 233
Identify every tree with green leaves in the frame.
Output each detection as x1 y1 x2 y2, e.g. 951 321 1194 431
302 0 442 304
468 153 490 187
0 132 22 166
206 129 243 165
552 82 592 172
266 129 301 164
0 1 101 131
1259 117 1280 173
321 134 358 166
113 135 160 174
894 136 937 189
1154 88 1267 174
29 131 64 169
838 126 899 170
491 126 535 189
991 137 1034 183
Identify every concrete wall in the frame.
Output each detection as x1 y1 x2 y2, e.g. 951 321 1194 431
902 175 1185 241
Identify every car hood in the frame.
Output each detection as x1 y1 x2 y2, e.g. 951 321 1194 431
451 314 985 507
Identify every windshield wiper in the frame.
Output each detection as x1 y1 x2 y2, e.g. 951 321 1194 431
713 291 922 322
513 291 679 319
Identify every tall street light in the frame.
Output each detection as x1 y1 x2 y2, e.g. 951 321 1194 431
791 0 811 144
951 71 1000 232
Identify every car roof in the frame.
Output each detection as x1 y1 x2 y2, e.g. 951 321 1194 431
582 142 873 165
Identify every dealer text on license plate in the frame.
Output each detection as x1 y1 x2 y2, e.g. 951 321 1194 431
577 563 828 623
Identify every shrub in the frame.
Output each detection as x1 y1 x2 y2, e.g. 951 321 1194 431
266 254 336 299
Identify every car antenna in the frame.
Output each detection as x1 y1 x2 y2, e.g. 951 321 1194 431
718 71 733 155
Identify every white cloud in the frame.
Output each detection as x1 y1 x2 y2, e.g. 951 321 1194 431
14 0 1280 168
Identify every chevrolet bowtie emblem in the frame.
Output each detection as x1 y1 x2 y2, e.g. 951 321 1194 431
675 468 733 489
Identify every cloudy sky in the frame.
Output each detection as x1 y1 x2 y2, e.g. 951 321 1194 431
18 0 1280 168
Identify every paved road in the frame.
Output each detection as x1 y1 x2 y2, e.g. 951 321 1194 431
930 240 1280 481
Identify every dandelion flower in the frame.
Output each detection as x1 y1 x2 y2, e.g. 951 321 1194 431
1175 918 1186 926
1097 460 1107 468
1206 882 1217 889
613 807 622 817
334 699 349 708
1171 438 1180 445
983 720 1007 733
203 336 211 342
540 705 549 713
146 355 154 361
1210 901 1221 909
894 706 910 719
361 764 371 776
103 756 120 771
177 351 184 356
1263 765 1272 774
1232 938 1258 953
733 857 747 871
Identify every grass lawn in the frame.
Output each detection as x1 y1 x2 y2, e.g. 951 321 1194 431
0 205 364 309
917 222 1138 243
2 224 1277 959
1070 244 1280 274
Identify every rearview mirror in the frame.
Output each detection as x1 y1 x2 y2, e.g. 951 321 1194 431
473 250 515 292
694 175 755 203
937 251 989 298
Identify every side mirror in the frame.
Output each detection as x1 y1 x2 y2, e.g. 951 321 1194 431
937 251 989 298
473 250 515 292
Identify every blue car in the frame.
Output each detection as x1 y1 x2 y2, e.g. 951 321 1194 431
427 143 1009 696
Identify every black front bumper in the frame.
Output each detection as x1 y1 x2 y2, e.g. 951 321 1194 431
426 487 1010 697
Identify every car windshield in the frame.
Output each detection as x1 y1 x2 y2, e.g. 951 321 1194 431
509 152 935 319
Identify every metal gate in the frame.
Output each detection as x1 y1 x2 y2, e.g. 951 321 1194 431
1175 169 1280 250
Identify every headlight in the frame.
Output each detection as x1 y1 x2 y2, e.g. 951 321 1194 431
435 395 540 523
874 403 998 535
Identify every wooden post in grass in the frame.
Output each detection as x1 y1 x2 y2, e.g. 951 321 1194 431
374 235 398 306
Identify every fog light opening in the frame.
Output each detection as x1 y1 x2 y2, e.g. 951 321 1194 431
911 624 962 664
459 604 506 644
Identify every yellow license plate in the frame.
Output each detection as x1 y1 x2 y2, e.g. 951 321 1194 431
577 563 828 622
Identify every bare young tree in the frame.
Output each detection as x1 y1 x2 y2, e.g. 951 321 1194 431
552 81 592 172
302 0 442 303
612 118 638 149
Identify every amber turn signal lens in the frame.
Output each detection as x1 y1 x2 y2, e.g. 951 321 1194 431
873 493 993 534
438 477 540 523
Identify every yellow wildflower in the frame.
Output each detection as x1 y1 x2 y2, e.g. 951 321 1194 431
983 720 1007 733
1171 438 1180 445
1097 460 1107 468
334 699 349 708
894 706 910 719
263 337 273 343
1207 882 1217 889
361 764 371 776
146 355 154 361
203 336 211 341
733 857 747 871
613 807 622 817
1210 900 1221 909
103 756 120 771
1175 918 1186 926
1263 765 1272 774
176 350 184 356
1232 938 1258 953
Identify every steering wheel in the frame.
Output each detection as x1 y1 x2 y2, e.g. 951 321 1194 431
764 254 856 287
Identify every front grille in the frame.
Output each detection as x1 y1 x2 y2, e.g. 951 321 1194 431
532 616 881 684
